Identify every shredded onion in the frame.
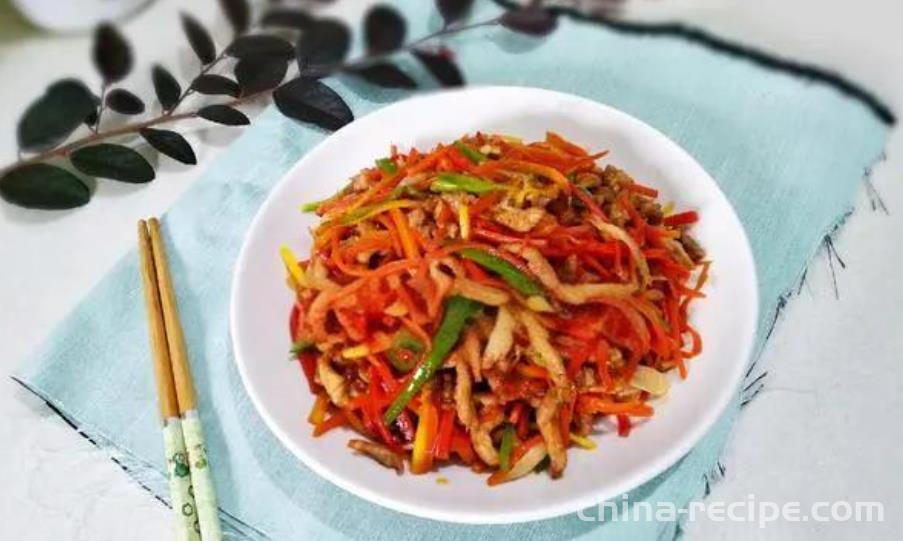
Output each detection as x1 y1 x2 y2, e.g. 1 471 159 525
630 365 670 396
488 443 548 486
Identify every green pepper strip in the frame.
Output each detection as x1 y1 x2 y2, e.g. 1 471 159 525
289 338 316 356
430 173 505 195
498 424 515 472
459 248 544 296
387 185 423 201
383 296 482 424
376 157 398 175
453 140 487 164
300 180 354 213
386 331 424 372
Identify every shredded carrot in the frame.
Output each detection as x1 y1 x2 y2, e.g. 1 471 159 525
515 363 550 380
390 207 420 260
330 235 370 277
546 131 589 156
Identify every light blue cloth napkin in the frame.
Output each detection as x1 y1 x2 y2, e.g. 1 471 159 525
15 1 891 539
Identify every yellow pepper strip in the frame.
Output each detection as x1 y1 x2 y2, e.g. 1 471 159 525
569 432 597 450
280 245 310 289
410 389 438 474
390 207 420 261
341 344 370 359
458 203 470 240
307 393 330 425
525 295 554 312
341 198 419 226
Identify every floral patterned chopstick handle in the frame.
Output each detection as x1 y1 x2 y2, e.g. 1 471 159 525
163 418 201 541
182 410 222 541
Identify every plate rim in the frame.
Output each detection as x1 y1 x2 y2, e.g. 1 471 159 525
229 85 759 524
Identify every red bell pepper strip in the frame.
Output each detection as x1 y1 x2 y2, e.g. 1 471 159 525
516 405 531 440
450 426 475 464
663 210 699 227
565 344 591 379
559 398 575 443
617 414 632 437
434 408 456 460
313 411 348 437
289 302 301 341
367 367 403 451
297 352 318 394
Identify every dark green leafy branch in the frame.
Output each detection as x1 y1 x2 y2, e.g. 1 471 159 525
0 0 557 210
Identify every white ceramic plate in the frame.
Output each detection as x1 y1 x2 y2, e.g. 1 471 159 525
230 86 758 524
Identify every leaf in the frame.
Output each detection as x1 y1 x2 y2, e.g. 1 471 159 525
226 35 294 60
191 74 240 97
140 128 197 165
197 105 250 126
105 89 145 115
347 63 416 89
364 5 406 55
273 78 353 131
219 0 250 34
437 0 474 26
235 57 288 94
93 23 132 83
295 18 350 75
261 9 313 29
152 65 182 110
83 92 102 128
413 49 464 86
84 109 99 128
70 144 155 183
499 6 558 36
17 79 96 152
181 13 217 65
0 164 90 209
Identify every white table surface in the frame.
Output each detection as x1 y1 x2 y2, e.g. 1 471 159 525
1 1 900 539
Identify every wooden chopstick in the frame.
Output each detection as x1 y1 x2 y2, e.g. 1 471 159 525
138 219 201 541
148 218 197 414
140 218 223 541
138 221 180 421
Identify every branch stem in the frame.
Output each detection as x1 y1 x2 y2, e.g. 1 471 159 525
0 15 500 179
